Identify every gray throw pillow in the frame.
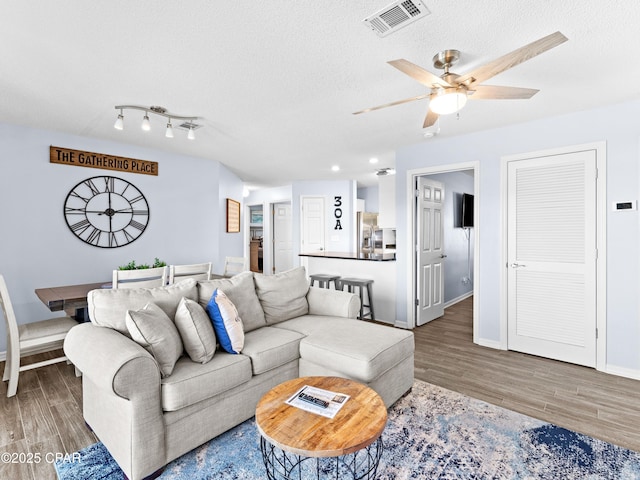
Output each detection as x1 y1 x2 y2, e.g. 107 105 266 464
253 266 309 325
126 302 183 378
198 272 266 332
174 297 217 364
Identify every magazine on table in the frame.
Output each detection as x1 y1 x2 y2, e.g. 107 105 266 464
285 385 350 419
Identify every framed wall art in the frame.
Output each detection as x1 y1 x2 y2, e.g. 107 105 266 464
226 198 241 233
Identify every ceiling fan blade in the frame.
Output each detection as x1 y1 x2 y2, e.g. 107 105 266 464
469 85 539 100
353 93 430 115
423 109 439 128
456 31 568 86
388 59 451 88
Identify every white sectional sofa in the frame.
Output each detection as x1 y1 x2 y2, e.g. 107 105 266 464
64 267 414 480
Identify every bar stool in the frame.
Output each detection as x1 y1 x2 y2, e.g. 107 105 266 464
309 274 340 289
338 278 374 321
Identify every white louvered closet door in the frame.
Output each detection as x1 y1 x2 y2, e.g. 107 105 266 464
507 150 597 367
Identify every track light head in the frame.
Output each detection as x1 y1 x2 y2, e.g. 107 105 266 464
141 113 151 131
187 125 195 140
165 120 174 138
114 113 124 130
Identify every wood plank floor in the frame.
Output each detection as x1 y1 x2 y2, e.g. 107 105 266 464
0 352 96 480
2 295 640 479
414 296 640 453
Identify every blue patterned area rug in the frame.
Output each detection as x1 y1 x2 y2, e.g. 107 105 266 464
55 380 640 479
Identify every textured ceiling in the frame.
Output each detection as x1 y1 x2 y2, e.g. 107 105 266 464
2 1 640 187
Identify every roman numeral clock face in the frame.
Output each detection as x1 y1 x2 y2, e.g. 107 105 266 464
63 176 150 248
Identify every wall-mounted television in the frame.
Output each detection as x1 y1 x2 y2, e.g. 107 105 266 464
455 192 474 228
461 193 474 228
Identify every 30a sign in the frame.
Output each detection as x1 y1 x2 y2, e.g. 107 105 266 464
334 196 343 230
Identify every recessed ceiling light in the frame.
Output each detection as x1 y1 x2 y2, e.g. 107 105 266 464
369 157 379 164
331 165 340 172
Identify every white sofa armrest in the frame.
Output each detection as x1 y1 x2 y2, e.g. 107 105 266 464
306 287 360 319
64 323 160 398
64 323 165 480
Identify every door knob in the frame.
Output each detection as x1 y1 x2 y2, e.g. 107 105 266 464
510 262 526 268
440 254 447 258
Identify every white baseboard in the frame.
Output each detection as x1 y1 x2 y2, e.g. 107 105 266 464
0 351 4 362
443 291 473 309
604 364 640 381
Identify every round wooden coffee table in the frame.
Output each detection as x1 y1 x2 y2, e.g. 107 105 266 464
255 376 387 480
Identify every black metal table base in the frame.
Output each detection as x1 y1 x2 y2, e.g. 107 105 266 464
260 436 383 480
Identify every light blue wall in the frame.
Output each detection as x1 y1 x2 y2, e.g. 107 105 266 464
357 186 379 212
428 171 474 304
0 122 243 353
395 99 640 373
245 181 357 270
292 180 358 257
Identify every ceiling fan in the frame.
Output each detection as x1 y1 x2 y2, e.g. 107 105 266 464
353 31 568 128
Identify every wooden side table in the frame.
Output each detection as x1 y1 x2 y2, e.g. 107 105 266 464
255 376 387 479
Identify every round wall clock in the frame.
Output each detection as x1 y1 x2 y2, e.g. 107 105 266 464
63 176 150 248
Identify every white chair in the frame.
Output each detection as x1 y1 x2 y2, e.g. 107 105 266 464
168 262 212 284
1 274 77 397
112 266 168 289
223 256 249 277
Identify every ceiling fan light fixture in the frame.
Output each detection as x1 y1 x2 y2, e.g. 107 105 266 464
429 88 467 115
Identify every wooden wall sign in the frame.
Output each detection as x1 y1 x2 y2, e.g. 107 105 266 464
227 198 241 233
50 146 158 176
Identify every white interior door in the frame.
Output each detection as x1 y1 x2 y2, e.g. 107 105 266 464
416 177 445 326
507 150 597 367
301 197 325 253
272 202 292 273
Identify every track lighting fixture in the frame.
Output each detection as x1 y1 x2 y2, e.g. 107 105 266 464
114 105 202 139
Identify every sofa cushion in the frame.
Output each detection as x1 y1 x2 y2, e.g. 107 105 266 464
253 267 309 325
276 315 414 383
197 272 266 332
174 297 217 364
126 302 183 378
241 327 305 375
88 278 198 336
161 354 252 411
206 289 244 354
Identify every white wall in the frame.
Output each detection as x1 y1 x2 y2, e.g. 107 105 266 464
0 122 243 352
395 99 640 375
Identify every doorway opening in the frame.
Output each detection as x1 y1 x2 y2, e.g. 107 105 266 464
407 162 479 338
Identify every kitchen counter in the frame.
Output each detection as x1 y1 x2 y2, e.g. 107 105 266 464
298 251 396 261
299 251 398 326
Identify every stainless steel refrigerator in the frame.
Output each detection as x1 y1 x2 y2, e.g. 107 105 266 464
356 212 378 252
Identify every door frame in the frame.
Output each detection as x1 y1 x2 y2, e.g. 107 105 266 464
500 141 607 371
406 161 480 336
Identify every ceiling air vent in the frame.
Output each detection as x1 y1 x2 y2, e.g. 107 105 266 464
363 0 430 37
